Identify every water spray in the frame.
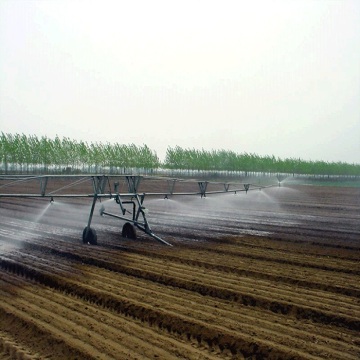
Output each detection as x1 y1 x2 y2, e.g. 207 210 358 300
276 174 288 187
0 174 279 248
99 204 105 216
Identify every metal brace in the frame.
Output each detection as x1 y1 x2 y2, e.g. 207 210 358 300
224 183 230 192
125 176 142 193
198 181 208 198
39 177 48 196
92 175 108 194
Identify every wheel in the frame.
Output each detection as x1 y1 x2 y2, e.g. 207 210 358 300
122 222 136 240
82 227 97 245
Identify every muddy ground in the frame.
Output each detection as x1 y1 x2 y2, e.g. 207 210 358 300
0 177 359 359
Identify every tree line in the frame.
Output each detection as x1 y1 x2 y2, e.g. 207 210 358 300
1 132 359 176
0 133 159 173
164 146 360 176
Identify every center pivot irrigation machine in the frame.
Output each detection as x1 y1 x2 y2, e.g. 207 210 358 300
0 174 279 246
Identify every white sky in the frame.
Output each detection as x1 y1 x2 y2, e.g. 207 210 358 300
1 0 359 163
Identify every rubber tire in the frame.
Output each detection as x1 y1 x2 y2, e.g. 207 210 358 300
122 222 136 240
82 227 98 245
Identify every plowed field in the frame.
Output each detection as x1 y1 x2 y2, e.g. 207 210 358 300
0 180 359 359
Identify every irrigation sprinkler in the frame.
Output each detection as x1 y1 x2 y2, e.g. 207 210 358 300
0 174 278 247
276 174 288 187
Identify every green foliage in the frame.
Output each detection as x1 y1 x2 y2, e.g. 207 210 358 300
0 133 159 173
163 146 360 176
0 132 359 176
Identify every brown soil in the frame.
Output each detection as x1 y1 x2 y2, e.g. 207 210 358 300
0 178 359 359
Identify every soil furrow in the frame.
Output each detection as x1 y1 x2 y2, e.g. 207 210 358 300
23 246 359 326
0 259 310 359
0 274 223 360
76 266 360 359
99 242 360 297
1 253 359 333
0 305 96 360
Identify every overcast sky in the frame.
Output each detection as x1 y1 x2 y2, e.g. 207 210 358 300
1 0 359 163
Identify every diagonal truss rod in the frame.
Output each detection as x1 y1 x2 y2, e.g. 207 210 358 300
100 193 172 246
